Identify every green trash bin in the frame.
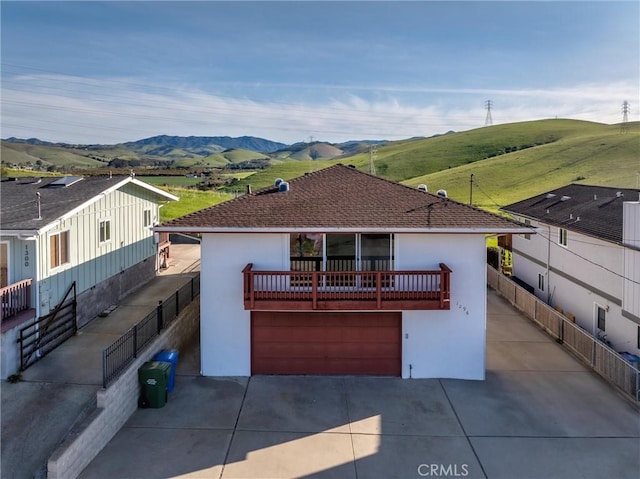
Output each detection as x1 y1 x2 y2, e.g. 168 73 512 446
138 361 171 408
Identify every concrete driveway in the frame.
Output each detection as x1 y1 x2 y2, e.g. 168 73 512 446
79 291 640 479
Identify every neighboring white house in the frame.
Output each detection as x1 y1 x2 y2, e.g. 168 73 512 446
157 165 530 379
1 175 177 378
502 184 640 356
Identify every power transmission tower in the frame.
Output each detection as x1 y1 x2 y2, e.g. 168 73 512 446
369 144 377 176
484 100 493 126
621 101 630 133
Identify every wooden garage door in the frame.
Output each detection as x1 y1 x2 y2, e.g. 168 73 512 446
251 312 401 375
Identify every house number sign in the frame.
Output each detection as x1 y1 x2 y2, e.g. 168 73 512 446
24 244 30 267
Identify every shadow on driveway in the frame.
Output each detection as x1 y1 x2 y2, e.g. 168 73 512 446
79 291 640 479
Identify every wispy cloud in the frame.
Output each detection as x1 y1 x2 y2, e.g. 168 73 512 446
1 75 636 144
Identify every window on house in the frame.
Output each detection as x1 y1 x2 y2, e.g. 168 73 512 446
50 231 69 269
538 273 544 291
559 228 568 247
99 219 111 243
143 209 152 227
597 306 606 331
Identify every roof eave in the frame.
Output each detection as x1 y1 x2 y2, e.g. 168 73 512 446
130 178 179 201
0 229 40 239
154 226 534 234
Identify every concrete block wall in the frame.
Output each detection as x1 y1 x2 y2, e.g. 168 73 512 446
0 318 36 379
76 258 156 328
47 296 199 479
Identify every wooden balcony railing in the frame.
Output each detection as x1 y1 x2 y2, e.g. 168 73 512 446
243 264 451 311
1 278 33 321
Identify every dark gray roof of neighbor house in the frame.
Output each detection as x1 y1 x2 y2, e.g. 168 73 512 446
501 184 640 244
0 175 176 233
159 164 529 233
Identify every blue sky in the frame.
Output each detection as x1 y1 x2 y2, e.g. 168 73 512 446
1 1 638 144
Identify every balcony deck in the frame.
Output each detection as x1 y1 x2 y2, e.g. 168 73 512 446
243 263 451 311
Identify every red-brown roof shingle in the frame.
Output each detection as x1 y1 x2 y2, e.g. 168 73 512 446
159 164 527 232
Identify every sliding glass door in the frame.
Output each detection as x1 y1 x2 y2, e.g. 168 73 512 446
290 233 394 286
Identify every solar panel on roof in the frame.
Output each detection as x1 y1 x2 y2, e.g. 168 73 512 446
49 176 84 187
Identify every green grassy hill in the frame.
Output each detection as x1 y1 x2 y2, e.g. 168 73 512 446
344 119 611 181
1 142 107 168
226 119 639 209
173 148 270 167
403 121 640 210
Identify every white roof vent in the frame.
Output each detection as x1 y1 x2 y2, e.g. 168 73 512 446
278 181 290 192
560 195 571 201
436 189 448 198
274 178 284 187
546 193 556 199
616 191 623 198
417 184 428 192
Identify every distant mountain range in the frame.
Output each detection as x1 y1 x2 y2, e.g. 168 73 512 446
1 135 387 169
3 135 288 154
121 135 288 154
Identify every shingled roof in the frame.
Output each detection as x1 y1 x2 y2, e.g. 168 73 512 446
158 164 528 233
501 184 640 244
1 175 177 234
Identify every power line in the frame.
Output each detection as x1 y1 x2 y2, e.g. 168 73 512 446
470 177 640 284
532 229 640 286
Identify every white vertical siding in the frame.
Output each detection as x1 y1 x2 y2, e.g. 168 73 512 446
0 236 37 286
37 184 160 311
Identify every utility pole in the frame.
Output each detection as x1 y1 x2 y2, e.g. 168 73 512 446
469 173 474 205
369 144 377 176
484 100 493 126
621 101 630 133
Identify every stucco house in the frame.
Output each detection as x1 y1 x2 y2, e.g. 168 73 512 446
502 184 640 356
157 165 529 379
1 175 177 377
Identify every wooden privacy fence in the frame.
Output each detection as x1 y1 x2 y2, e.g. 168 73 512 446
102 274 200 388
487 266 639 402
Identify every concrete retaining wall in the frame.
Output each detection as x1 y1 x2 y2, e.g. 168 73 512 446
0 317 36 379
75 257 156 328
47 295 199 479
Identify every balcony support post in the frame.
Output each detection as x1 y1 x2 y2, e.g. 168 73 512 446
312 273 318 310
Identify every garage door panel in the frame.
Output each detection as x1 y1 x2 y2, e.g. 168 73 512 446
254 358 400 376
252 325 399 343
251 312 401 375
253 342 400 359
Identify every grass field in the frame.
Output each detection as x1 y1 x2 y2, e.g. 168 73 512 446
142 176 204 187
220 171 256 179
1 167 62 178
221 160 338 192
159 187 233 222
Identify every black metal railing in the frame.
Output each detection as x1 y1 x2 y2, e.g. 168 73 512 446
102 274 200 388
19 282 77 371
